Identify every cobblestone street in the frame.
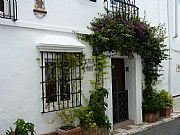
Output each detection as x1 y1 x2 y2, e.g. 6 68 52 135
133 117 180 135
112 113 180 135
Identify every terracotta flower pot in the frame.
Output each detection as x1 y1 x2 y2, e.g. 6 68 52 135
81 127 109 135
160 107 171 117
56 127 81 135
10 132 15 135
143 111 160 123
155 111 160 121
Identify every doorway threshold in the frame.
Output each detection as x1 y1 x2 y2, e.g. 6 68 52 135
113 120 134 130
111 113 180 135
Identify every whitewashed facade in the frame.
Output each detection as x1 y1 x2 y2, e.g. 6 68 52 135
0 1 105 134
0 0 179 134
137 0 180 97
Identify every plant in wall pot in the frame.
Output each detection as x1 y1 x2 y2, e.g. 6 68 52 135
56 108 81 135
6 118 35 135
142 87 164 123
142 89 174 122
158 90 174 117
75 87 111 135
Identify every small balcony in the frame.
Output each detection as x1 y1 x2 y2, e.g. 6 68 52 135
104 0 139 20
0 0 17 21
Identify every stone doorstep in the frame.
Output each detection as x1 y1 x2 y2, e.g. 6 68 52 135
111 112 180 135
113 120 134 130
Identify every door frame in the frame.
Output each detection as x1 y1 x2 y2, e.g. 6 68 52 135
102 55 143 129
111 58 129 124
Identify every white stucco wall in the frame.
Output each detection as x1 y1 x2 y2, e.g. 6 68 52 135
135 0 180 114
103 57 113 129
20 0 104 30
136 0 170 92
124 55 142 124
0 0 105 34
136 0 180 103
137 0 180 96
167 0 180 96
0 25 94 134
106 54 143 125
2 0 179 133
0 25 143 133
0 0 105 134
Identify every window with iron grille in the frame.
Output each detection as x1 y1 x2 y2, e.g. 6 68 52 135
40 52 82 113
0 0 17 21
0 0 4 12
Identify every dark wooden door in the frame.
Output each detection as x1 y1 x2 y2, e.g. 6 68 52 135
112 58 128 124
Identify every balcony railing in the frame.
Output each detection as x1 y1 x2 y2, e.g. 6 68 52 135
104 0 139 20
0 0 17 21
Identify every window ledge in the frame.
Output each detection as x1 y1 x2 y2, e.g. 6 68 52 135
36 35 85 52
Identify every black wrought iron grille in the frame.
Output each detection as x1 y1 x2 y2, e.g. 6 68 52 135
113 90 128 124
104 0 139 20
0 0 17 21
40 52 82 113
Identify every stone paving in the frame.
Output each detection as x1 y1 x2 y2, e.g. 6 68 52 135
111 112 180 135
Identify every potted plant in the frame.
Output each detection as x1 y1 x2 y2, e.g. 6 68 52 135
142 88 164 123
56 108 81 135
6 118 35 135
76 88 111 135
75 105 97 134
159 90 174 117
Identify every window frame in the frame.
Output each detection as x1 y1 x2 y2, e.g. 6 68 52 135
0 0 4 13
0 0 17 21
45 61 58 103
40 52 82 113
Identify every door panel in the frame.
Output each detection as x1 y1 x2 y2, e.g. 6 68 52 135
112 58 128 124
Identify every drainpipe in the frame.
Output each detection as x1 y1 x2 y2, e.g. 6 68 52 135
173 0 178 39
167 0 172 95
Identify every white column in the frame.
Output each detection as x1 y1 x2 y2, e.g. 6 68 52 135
104 57 113 129
134 54 143 124
125 54 142 124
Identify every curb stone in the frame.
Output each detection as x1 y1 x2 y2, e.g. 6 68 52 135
111 113 180 135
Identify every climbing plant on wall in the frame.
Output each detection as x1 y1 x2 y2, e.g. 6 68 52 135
78 11 168 89
77 10 168 113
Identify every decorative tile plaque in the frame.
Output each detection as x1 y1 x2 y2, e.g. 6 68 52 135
33 0 47 18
